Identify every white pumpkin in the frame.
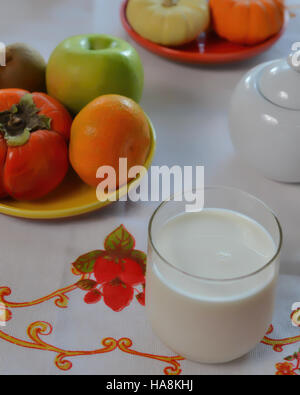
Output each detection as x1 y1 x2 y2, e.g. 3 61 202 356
126 0 210 47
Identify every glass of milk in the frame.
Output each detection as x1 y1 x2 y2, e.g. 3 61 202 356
147 186 282 363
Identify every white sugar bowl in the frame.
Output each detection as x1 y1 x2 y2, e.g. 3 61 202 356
229 56 300 182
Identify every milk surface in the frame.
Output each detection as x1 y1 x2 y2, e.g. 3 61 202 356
146 209 279 363
155 209 275 280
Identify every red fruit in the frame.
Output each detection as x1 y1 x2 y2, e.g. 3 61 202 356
94 256 122 284
119 258 145 286
84 289 102 304
103 281 134 312
0 90 71 201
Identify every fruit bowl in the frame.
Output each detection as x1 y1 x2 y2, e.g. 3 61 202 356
0 117 156 220
121 0 289 65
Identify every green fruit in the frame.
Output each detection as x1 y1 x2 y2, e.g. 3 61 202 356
46 34 144 114
0 43 46 91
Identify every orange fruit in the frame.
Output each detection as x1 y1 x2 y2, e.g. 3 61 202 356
69 94 151 189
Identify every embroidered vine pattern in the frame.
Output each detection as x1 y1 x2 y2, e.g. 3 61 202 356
0 225 300 374
262 324 300 352
0 225 181 375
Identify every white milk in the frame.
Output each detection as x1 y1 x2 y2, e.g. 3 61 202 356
146 209 279 363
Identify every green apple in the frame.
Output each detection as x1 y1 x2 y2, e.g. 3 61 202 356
46 34 144 114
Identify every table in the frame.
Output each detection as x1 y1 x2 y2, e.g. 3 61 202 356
0 0 299 375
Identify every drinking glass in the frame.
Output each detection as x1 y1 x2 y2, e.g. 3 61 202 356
147 186 282 363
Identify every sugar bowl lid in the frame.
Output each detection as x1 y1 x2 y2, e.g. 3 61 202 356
258 55 300 111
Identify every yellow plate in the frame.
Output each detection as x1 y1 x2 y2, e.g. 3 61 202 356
0 118 156 220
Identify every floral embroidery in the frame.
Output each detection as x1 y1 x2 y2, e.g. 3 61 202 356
0 224 300 374
0 225 180 374
275 362 297 375
291 308 300 328
73 225 146 311
275 349 300 375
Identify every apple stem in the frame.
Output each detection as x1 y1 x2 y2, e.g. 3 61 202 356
162 0 178 7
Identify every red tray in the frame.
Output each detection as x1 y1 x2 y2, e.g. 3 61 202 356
121 0 289 65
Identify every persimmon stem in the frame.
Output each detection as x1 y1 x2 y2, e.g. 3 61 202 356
7 117 24 131
0 94 51 147
162 0 178 7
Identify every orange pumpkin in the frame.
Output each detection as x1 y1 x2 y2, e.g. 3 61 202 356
210 0 285 45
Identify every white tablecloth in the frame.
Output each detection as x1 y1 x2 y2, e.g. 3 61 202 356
0 0 300 375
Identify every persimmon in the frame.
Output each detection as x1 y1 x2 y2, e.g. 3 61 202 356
0 89 72 201
69 94 151 189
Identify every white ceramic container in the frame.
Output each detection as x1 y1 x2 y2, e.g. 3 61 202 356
229 56 300 182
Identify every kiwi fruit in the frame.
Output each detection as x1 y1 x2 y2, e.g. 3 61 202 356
0 43 46 92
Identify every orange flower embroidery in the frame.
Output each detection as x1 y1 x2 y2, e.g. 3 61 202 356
275 362 297 376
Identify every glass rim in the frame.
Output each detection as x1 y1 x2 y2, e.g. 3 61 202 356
148 185 283 283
